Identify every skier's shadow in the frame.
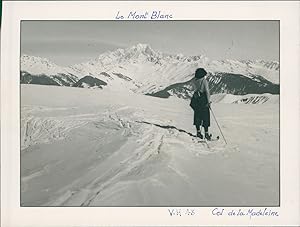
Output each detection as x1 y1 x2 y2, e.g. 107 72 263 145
136 121 196 138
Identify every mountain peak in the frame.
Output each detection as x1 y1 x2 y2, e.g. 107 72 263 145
127 43 158 56
134 43 151 49
131 43 153 52
96 43 159 65
21 54 58 66
21 54 70 76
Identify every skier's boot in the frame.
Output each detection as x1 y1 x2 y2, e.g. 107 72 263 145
197 131 203 139
205 132 212 141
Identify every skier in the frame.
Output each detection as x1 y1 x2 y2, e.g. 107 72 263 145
190 68 212 140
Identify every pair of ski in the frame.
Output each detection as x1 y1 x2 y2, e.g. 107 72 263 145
192 134 220 148
193 134 219 142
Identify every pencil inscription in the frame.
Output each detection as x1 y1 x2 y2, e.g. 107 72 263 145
168 208 196 216
212 208 280 219
115 11 173 20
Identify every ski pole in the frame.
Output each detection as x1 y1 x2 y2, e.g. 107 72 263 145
209 106 227 145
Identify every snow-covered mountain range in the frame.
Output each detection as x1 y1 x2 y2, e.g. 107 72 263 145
21 43 279 98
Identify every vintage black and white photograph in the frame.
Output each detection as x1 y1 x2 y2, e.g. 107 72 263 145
20 20 279 207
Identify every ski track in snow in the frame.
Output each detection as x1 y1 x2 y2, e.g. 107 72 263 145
21 85 279 207
22 105 224 206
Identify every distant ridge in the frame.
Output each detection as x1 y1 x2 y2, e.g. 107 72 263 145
73 76 107 88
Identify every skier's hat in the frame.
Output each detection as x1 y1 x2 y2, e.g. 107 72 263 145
195 68 207 79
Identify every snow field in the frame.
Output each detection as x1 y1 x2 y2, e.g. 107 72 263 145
21 85 279 206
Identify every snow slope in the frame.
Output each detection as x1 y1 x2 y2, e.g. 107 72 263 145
21 85 279 206
211 93 280 104
21 55 79 86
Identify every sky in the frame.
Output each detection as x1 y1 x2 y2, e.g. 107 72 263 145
21 21 279 66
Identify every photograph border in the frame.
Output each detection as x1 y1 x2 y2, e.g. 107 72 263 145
2 1 299 226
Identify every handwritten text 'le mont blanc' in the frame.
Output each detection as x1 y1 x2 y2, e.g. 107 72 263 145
115 11 173 20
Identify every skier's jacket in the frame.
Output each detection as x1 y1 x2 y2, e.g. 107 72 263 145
190 77 210 110
190 90 208 111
